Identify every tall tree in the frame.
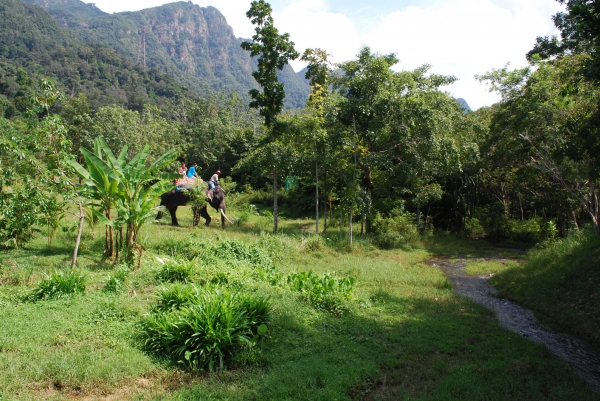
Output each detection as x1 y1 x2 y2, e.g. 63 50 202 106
301 48 333 234
528 0 600 81
241 0 299 233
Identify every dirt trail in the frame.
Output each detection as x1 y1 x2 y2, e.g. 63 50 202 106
428 256 600 389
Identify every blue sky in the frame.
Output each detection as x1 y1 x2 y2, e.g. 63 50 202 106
85 0 564 109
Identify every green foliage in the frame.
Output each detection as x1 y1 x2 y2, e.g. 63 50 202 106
156 259 197 283
70 138 179 264
27 269 85 301
491 229 600 348
141 288 271 371
370 209 418 249
287 270 355 315
241 0 299 127
103 265 130 293
151 283 202 313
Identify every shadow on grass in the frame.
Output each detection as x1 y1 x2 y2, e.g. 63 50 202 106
170 290 598 401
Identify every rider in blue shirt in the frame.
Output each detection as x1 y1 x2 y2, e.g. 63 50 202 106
187 163 198 178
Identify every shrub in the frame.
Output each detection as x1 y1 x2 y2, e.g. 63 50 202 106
370 209 418 249
212 240 275 269
474 203 510 240
152 283 201 313
142 288 271 371
287 270 355 316
103 265 131 293
156 259 197 283
27 270 85 301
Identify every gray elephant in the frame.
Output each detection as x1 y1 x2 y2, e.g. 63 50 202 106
156 186 233 229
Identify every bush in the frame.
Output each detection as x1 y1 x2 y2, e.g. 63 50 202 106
156 259 197 283
103 265 131 293
142 288 271 371
474 203 510 240
370 209 418 249
287 270 355 316
27 270 85 301
152 283 201 313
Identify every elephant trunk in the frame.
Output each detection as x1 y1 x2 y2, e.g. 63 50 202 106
220 208 234 224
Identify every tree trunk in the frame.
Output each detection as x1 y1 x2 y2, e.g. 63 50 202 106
273 167 278 233
349 210 353 245
71 202 85 269
571 210 580 231
315 157 319 234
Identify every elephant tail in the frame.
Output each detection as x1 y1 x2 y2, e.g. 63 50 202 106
220 208 234 224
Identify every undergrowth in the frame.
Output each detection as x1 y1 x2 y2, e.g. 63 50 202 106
491 229 600 350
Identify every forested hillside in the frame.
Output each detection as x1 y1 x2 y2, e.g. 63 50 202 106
21 0 310 108
0 1 599 398
0 0 192 115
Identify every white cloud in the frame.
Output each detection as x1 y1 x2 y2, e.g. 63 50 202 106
279 0 563 109
84 0 563 109
274 0 358 68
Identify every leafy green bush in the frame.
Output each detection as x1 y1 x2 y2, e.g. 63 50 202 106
142 288 271 371
474 203 510 240
370 209 418 249
27 270 85 301
156 259 197 283
152 283 201 313
254 264 282 285
287 270 355 315
103 265 131 293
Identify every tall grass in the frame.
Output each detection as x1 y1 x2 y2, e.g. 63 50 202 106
26 269 85 301
0 215 598 400
491 229 600 349
142 287 271 372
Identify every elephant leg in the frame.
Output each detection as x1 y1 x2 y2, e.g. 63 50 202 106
192 205 201 227
200 205 211 226
168 206 179 226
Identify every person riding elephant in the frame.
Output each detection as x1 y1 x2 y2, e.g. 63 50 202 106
156 184 233 229
187 163 199 178
207 170 221 202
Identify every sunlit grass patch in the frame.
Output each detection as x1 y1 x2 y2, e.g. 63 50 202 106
464 258 521 276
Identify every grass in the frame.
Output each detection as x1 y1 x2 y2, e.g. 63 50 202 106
490 229 600 351
0 205 598 400
464 258 522 276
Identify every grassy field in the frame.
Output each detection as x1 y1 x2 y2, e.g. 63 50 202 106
490 229 600 351
0 205 598 400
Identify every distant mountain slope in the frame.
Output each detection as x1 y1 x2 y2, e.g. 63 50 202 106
22 0 310 108
0 0 191 114
457 98 472 113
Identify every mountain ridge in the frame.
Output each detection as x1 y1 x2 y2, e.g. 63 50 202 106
21 0 310 108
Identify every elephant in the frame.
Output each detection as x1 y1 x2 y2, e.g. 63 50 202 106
156 186 233 229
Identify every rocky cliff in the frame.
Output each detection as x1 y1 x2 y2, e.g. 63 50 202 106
22 0 310 108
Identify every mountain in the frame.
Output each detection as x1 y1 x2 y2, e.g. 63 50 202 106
456 98 472 113
21 0 310 108
0 0 190 116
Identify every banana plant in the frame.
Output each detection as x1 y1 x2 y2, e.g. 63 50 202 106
69 138 179 265
68 138 123 258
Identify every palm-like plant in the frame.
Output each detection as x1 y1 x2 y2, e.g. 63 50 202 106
68 138 122 257
69 139 178 265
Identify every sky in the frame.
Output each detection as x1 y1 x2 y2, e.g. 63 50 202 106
83 0 564 110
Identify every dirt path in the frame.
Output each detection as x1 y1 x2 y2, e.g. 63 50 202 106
428 256 600 389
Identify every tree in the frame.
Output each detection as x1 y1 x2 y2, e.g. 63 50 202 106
30 79 87 267
301 48 333 234
333 47 465 233
241 0 299 233
528 0 600 81
479 54 600 235
70 139 179 265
